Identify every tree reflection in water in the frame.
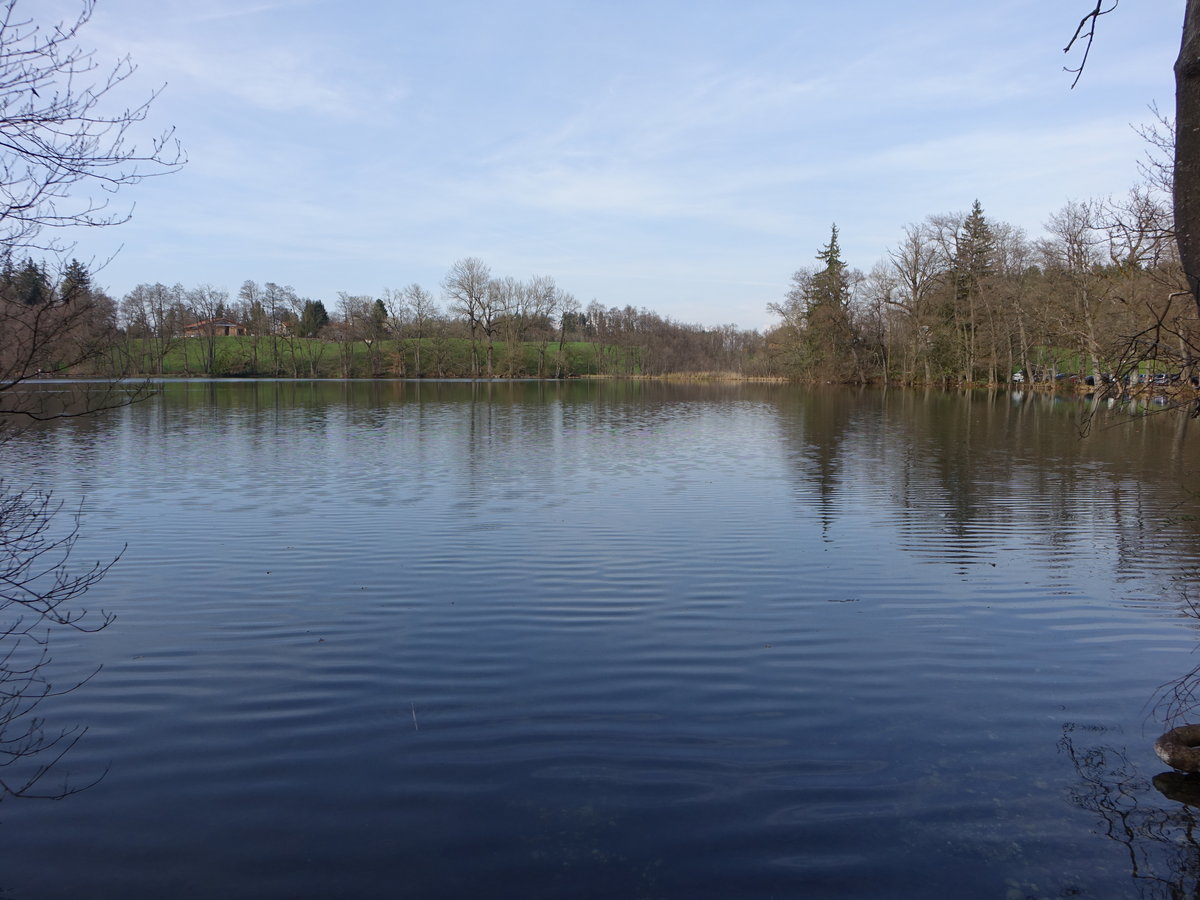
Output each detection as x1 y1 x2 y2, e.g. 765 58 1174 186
0 485 115 800
1059 723 1200 898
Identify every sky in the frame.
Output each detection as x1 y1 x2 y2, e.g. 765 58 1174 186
41 0 1185 330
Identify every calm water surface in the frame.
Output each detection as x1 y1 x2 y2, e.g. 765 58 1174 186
3 380 1200 899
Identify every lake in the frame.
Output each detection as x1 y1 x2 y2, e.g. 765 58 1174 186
2 379 1200 899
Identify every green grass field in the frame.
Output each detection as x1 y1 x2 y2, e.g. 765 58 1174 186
99 335 645 379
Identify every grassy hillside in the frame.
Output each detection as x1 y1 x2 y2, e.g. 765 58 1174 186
99 335 643 379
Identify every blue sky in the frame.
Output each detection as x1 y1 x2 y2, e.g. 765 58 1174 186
49 0 1182 329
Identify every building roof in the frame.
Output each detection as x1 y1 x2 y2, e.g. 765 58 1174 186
185 318 243 329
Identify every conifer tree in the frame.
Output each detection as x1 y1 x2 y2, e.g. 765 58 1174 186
955 200 996 300
12 258 49 306
299 299 329 338
808 224 851 312
945 201 996 381
370 298 388 340
59 259 92 305
802 224 857 378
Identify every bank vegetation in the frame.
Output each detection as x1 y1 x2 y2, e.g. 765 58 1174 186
2 164 1195 390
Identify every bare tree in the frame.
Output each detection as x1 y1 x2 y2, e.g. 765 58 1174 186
585 300 610 375
442 258 490 377
492 277 522 377
1065 1 1200 311
335 293 363 376
526 276 562 377
380 288 408 376
1101 185 1176 271
479 278 510 377
0 0 183 407
118 283 183 377
0 0 183 253
860 261 897 380
991 222 1037 382
0 1 180 803
887 223 942 383
263 282 296 376
402 283 436 376
1039 199 1112 381
427 310 454 377
555 292 581 378
0 486 116 799
237 280 271 375
185 284 231 375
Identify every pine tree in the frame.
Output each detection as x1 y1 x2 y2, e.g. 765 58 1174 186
950 200 996 382
370 298 388 340
14 258 50 306
802 224 856 378
955 200 995 300
299 300 329 337
59 259 92 305
808 224 851 313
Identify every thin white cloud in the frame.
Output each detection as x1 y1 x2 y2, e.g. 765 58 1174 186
176 0 316 25
43 0 1188 329
127 38 359 117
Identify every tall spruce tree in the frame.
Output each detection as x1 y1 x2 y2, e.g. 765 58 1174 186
809 224 851 311
12 258 50 306
59 259 92 304
955 200 996 299
298 299 329 338
947 201 996 381
370 298 388 340
802 224 856 378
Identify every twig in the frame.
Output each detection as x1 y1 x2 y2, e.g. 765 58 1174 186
1063 0 1118 88
410 702 418 731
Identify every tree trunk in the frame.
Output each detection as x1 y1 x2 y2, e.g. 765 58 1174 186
1177 0 1200 310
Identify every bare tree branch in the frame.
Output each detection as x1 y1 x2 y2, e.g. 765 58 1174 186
0 485 119 800
1064 0 1119 89
0 0 184 255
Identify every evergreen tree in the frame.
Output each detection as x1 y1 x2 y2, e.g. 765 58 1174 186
14 258 50 306
0 253 14 304
299 299 329 337
59 259 92 304
949 201 996 381
767 225 862 380
955 200 995 299
802 224 856 378
807 224 851 313
370 298 388 340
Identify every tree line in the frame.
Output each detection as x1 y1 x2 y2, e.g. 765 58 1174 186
23 258 763 379
4 200 1193 385
0 106 1192 386
769 185 1192 387
2 165 1194 387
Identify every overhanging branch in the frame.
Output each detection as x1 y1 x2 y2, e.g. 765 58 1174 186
1064 0 1119 89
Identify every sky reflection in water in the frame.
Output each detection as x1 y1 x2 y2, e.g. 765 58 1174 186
1 380 1199 899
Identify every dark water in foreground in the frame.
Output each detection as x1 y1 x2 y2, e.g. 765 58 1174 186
2 380 1200 899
